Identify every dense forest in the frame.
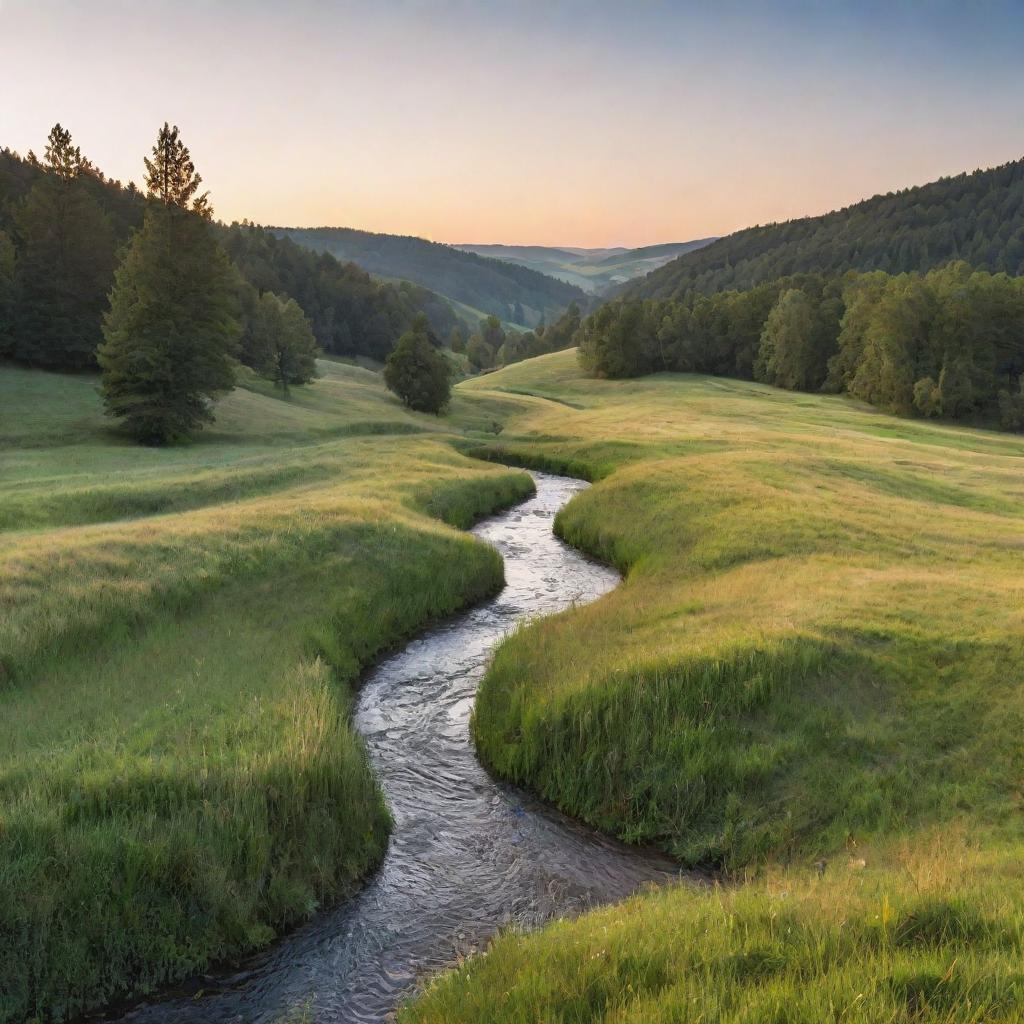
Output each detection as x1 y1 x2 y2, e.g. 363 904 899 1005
0 142 458 371
631 158 1024 300
580 263 1024 428
273 226 589 327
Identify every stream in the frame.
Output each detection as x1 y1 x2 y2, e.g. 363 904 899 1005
113 472 679 1024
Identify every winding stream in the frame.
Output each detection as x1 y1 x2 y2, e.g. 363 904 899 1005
114 472 679 1024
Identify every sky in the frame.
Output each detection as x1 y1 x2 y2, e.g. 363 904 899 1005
2 0 1024 248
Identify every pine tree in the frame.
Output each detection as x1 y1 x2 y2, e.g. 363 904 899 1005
384 320 451 413
13 124 115 369
98 126 238 444
143 123 211 218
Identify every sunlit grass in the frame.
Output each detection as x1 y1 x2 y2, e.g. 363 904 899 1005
0 360 532 1022
400 348 1024 1022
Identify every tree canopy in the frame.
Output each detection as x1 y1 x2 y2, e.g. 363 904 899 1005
242 291 320 391
98 127 239 444
580 263 1024 431
383 317 451 413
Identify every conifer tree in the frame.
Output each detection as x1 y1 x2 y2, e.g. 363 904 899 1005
98 125 238 444
13 124 115 369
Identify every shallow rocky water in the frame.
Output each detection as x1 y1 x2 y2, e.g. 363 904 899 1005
112 472 679 1024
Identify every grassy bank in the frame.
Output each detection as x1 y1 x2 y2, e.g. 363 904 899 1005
0 361 532 1022
401 349 1024 1022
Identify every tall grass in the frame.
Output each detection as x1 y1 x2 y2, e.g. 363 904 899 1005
395 349 1024 1022
402 835 1024 1023
0 362 533 1021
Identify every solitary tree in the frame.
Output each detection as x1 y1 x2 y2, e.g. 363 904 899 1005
13 124 115 369
98 125 238 444
384 320 451 413
246 291 319 392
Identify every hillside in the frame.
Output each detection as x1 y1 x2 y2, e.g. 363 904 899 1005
456 238 716 294
631 157 1024 300
272 226 588 328
403 348 1024 1023
0 359 532 1020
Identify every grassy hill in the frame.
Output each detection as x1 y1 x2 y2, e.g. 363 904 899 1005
400 348 1024 1023
0 360 533 1021
455 238 717 294
631 157 1024 300
271 226 589 329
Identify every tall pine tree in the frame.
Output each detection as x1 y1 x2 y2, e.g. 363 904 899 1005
98 125 238 444
13 124 115 369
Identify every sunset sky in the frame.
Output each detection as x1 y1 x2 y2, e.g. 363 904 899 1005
3 0 1023 247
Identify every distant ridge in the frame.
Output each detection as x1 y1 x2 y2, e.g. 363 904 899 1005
629 158 1024 301
455 238 717 294
271 226 588 329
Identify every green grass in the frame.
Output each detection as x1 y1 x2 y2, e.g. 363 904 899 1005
400 348 1024 1023
0 360 533 1022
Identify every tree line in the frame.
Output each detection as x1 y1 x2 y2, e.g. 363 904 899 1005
451 302 584 372
273 226 589 329
0 128 458 376
579 264 1024 430
629 158 1024 303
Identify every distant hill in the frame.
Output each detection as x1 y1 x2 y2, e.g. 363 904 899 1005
0 147 460 364
455 239 717 294
271 226 588 329
630 157 1024 301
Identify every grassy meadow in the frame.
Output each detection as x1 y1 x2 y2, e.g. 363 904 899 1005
0 360 532 1022
402 349 1024 1022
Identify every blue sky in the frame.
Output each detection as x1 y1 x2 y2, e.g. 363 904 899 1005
2 0 1022 245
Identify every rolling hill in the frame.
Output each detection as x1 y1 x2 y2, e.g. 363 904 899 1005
455 238 717 293
271 226 589 329
630 156 1024 300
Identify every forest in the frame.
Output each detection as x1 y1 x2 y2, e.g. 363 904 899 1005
0 138 458 372
579 264 1024 429
631 157 1024 300
273 225 590 328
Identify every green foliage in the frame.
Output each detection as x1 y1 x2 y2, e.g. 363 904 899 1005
449 324 466 353
384 322 452 413
582 264 1024 429
143 122 211 218
99 200 239 444
221 222 459 360
633 157 1024 300
10 125 116 370
243 291 320 391
756 288 818 390
466 326 497 371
